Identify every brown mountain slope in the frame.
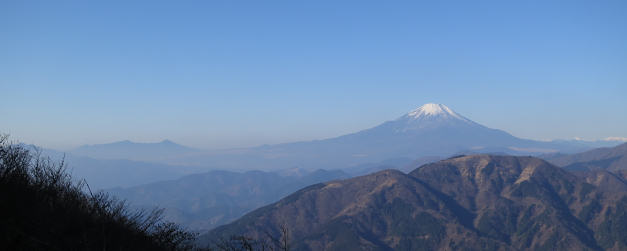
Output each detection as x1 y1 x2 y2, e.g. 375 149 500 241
201 155 627 251
410 155 626 250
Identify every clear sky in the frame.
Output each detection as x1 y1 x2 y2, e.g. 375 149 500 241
1 0 626 150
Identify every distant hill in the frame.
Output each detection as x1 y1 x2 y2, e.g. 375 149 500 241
201 155 627 250
71 139 198 162
108 169 349 231
18 144 205 189
68 156 207 189
544 143 627 172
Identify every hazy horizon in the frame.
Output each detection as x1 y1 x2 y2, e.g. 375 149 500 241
2 1 626 150
9 102 627 151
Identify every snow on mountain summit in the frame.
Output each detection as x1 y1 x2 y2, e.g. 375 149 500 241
407 103 464 120
389 103 477 132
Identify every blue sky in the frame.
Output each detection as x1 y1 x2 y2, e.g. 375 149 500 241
1 0 626 149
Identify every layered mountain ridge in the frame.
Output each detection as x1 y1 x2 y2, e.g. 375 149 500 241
202 155 627 250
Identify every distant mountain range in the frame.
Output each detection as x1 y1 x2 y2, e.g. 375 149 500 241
107 169 349 231
545 143 627 172
98 143 627 235
67 104 625 172
201 155 627 250
18 144 204 190
544 143 627 182
71 139 198 162
67 156 205 189
104 155 447 232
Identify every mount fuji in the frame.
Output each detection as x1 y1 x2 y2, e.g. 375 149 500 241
164 103 599 170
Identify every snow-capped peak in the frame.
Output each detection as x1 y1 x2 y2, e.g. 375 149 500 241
407 103 462 119
391 103 477 132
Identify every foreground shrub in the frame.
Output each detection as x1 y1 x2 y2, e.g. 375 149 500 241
0 135 195 250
